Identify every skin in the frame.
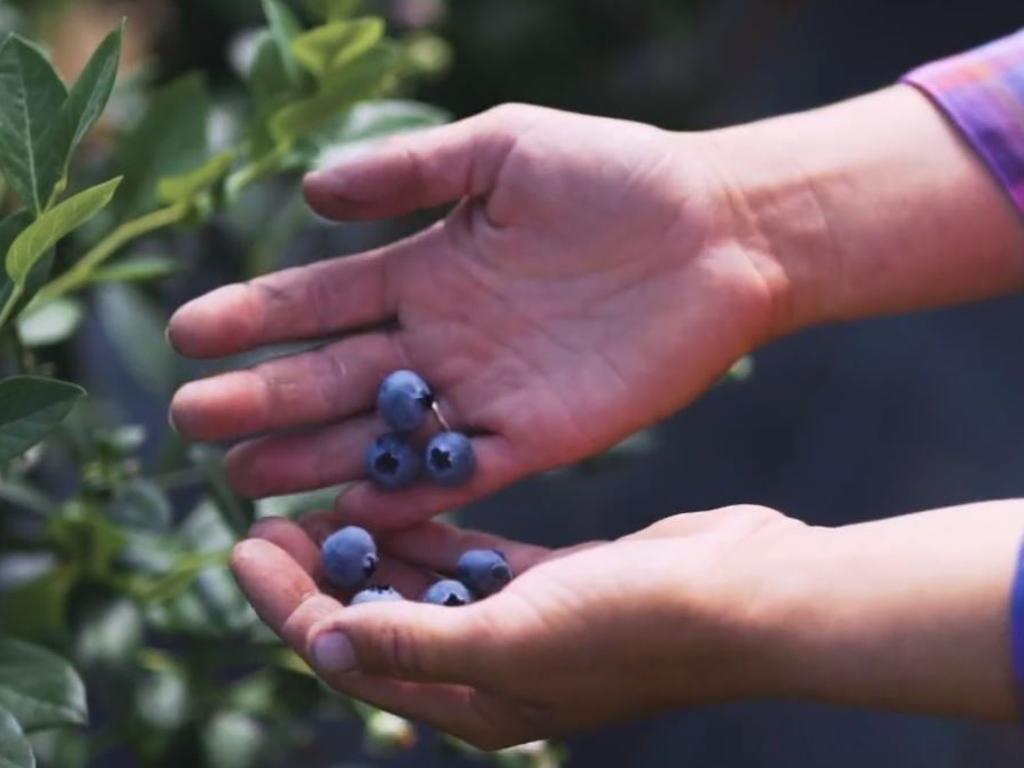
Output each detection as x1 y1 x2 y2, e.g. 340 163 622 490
169 85 1024 744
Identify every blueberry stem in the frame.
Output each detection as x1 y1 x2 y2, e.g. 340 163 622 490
430 401 453 432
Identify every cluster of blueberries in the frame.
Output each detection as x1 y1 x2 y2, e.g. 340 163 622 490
366 370 476 490
321 525 513 606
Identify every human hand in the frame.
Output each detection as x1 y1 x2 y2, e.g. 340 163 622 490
168 105 785 527
233 499 1024 748
232 505 806 748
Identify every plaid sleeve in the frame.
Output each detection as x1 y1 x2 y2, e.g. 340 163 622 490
903 29 1024 217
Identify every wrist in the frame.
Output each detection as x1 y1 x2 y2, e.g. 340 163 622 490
753 504 1024 718
693 86 1024 339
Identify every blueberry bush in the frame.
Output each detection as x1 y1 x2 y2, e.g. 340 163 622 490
0 2 564 766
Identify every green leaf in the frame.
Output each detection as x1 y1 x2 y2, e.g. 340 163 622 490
69 590 143 671
95 284 173 395
115 74 208 217
307 0 361 21
291 18 384 79
0 478 58 518
270 42 398 145
247 33 299 157
5 177 122 286
16 297 83 347
109 478 173 530
0 707 35 768
156 149 236 205
134 667 189 730
43 23 123 201
89 254 180 284
187 446 253 539
0 636 87 732
0 210 33 311
0 566 76 642
0 34 67 213
297 99 448 170
261 0 305 89
0 377 85 465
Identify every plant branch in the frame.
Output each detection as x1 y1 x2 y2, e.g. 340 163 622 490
31 201 192 307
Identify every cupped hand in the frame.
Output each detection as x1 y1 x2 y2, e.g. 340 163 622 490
169 105 785 528
231 505 806 748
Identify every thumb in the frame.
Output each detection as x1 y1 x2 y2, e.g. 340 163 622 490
306 599 502 685
303 106 518 221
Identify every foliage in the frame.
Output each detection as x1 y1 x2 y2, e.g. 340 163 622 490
0 2 559 767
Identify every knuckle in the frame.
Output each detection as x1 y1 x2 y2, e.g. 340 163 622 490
719 504 783 525
375 620 427 679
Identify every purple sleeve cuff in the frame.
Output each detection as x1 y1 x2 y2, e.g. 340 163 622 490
1012 535 1024 715
902 29 1024 219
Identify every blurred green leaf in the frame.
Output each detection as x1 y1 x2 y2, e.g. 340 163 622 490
134 666 189 731
261 0 305 89
0 377 85 465
0 706 35 768
248 31 294 113
89 254 180 284
302 99 448 169
188 447 253 540
0 34 67 213
0 636 87 732
115 74 209 217
25 728 85 768
16 298 83 347
0 566 76 642
203 711 267 768
0 478 57 517
95 283 174 395
270 42 398 145
44 23 123 205
46 508 124 580
255 486 341 519
109 478 173 530
291 19 384 79
5 177 121 287
0 210 33 308
307 0 361 20
69 590 143 671
157 149 237 205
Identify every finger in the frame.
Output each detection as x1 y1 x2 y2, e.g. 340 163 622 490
170 333 402 441
306 598 498 685
232 539 512 744
223 415 379 498
248 516 433 600
333 436 523 530
304 109 515 222
169 211 463 358
249 517 324 579
230 538 341 651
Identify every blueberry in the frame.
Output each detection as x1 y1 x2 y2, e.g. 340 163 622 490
365 432 421 490
457 549 512 597
322 526 378 591
424 432 476 487
378 370 433 433
350 585 405 605
422 579 474 607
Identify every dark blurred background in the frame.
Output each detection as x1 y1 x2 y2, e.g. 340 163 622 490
11 0 1024 765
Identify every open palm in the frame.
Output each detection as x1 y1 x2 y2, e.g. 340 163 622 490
233 504 802 748
169 105 777 527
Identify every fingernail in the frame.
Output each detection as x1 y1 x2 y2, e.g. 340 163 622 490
167 406 179 434
312 632 357 675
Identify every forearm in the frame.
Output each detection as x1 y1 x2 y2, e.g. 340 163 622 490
758 501 1024 718
701 85 1024 336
